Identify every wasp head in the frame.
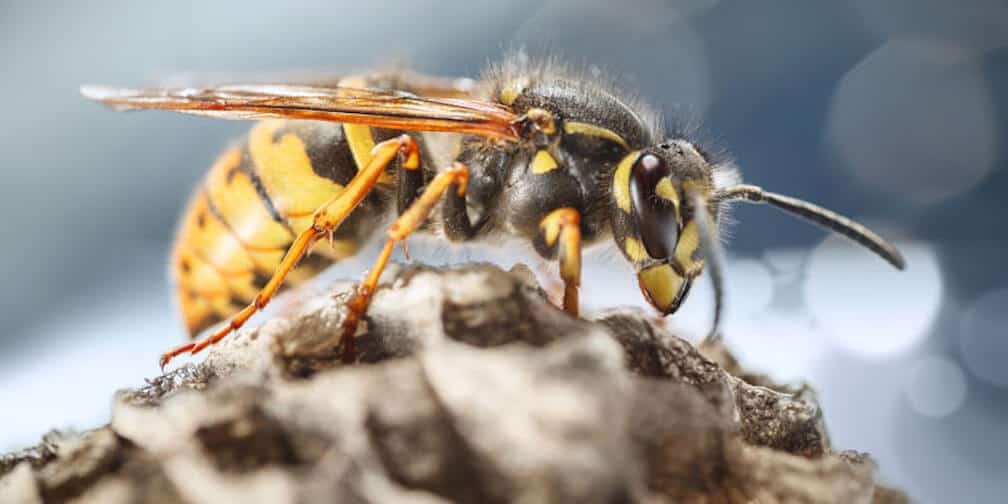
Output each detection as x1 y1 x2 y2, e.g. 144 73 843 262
611 140 715 315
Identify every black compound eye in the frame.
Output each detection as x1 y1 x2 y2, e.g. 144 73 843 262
629 153 679 259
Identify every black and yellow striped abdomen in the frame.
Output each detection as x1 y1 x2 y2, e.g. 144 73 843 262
172 119 395 336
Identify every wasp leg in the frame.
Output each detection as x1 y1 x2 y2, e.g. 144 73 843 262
338 162 470 362
442 173 479 241
159 135 420 370
536 208 583 317
397 150 425 214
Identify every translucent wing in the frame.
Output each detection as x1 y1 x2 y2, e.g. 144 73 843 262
81 83 518 140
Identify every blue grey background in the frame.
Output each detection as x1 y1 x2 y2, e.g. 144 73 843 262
1 1 1006 501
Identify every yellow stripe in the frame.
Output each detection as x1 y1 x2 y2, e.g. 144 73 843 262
531 150 559 174
248 121 345 217
638 264 685 310
675 221 704 275
656 178 679 205
614 151 639 213
204 146 294 261
623 237 649 262
344 123 376 172
339 76 394 184
564 122 629 150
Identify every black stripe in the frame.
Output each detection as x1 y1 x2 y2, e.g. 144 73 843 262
201 188 231 230
234 146 291 227
274 121 359 185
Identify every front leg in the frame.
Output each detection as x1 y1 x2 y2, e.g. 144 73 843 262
534 208 583 317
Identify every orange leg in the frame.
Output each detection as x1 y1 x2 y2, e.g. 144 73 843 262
538 208 582 317
337 162 469 362
159 135 420 370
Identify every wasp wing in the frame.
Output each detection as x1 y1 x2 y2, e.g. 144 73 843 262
141 70 480 99
81 84 517 140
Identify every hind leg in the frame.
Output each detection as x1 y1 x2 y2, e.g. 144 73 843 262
159 135 421 369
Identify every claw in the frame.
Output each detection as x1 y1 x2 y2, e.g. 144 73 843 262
401 240 411 261
159 342 196 371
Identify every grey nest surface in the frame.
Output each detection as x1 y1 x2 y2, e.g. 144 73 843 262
0 263 906 503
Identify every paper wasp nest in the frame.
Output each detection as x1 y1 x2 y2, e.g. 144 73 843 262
0 264 906 503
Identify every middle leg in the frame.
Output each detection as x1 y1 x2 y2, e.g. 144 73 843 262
338 162 470 362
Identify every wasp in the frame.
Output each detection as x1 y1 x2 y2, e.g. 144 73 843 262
82 56 905 369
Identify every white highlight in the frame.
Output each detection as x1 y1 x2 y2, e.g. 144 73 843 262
826 38 996 206
804 237 941 358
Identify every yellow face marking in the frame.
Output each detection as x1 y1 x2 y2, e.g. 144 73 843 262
655 178 683 228
249 121 346 217
532 149 559 175
563 122 630 150
204 148 294 257
675 221 704 276
499 78 529 106
676 177 713 275
623 237 649 262
614 151 640 213
655 178 679 204
637 263 686 311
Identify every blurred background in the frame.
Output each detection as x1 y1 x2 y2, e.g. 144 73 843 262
1 1 1006 501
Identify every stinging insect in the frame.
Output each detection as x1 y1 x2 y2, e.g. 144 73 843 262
82 56 905 369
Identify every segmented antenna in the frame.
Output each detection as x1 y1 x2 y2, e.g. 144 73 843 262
713 184 905 270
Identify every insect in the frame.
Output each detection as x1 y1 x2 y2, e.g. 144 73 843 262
82 56 905 369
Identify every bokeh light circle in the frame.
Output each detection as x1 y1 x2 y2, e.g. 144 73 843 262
804 237 942 358
960 289 1008 388
826 38 996 206
853 0 1008 53
903 355 967 418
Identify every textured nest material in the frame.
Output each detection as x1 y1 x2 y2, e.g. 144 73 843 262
0 263 907 503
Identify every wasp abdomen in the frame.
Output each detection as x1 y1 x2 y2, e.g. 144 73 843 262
172 120 393 336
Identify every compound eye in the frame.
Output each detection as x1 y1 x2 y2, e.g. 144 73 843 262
629 153 679 259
